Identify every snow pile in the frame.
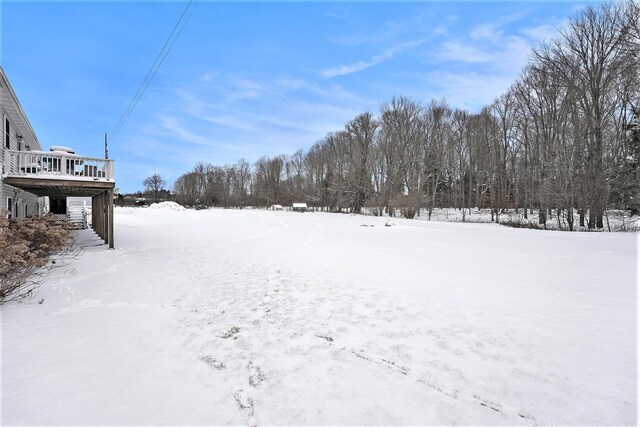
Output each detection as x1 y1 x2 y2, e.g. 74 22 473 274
1 210 636 425
147 201 186 211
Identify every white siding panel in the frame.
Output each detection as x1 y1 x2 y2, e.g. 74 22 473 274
0 182 41 218
20 190 39 217
0 180 4 211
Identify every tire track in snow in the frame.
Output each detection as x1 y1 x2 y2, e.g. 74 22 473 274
312 335 538 425
182 262 540 425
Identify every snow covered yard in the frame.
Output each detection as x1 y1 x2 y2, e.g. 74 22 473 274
1 207 637 425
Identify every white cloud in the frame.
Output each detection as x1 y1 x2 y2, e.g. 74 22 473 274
195 74 275 104
277 78 306 91
226 78 274 102
201 72 216 82
432 25 449 36
329 7 457 48
423 70 515 112
422 16 547 112
198 113 258 133
470 24 503 42
320 39 425 78
433 14 541 77
519 20 566 43
438 41 493 63
136 71 374 171
501 36 535 71
159 116 225 148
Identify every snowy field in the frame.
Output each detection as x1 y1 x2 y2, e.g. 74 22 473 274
2 206 638 425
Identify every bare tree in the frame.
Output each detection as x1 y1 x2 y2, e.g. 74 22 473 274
344 112 378 213
173 172 199 206
535 2 631 228
379 96 423 217
449 108 472 215
234 159 252 208
421 100 451 219
254 155 284 207
143 173 166 204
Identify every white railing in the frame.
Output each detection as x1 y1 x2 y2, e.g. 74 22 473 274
2 150 114 181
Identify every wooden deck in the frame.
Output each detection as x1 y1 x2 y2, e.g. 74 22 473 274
3 149 114 181
2 158 115 249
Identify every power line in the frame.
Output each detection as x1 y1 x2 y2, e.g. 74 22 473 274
110 0 194 142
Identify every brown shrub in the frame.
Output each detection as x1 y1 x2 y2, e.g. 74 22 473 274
0 211 73 303
389 193 421 219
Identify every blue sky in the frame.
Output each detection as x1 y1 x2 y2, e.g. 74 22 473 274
2 1 592 193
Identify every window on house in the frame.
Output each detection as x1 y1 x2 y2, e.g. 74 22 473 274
6 197 12 219
5 118 10 149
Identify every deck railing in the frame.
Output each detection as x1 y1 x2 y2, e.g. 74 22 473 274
2 150 114 181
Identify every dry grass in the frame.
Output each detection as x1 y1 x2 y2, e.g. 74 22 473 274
0 211 75 303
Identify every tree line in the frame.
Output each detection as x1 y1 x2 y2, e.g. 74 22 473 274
172 1 639 230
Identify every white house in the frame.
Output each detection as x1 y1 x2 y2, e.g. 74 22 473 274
0 67 117 248
1 68 43 219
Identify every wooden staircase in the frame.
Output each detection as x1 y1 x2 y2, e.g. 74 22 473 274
67 200 87 230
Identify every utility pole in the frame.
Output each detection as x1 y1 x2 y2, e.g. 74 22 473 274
105 133 109 159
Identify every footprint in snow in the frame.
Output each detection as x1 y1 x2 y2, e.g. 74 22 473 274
219 326 240 339
233 388 254 410
247 362 266 387
233 388 257 426
200 355 225 370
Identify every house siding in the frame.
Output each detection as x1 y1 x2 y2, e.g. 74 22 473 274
1 68 44 218
1 182 43 217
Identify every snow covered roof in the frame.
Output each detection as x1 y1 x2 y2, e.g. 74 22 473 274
50 150 80 157
50 145 75 154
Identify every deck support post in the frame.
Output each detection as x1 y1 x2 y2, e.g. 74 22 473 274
91 190 114 248
107 188 114 249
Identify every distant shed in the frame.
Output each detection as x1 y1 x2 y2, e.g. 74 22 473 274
269 204 284 211
292 202 308 212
